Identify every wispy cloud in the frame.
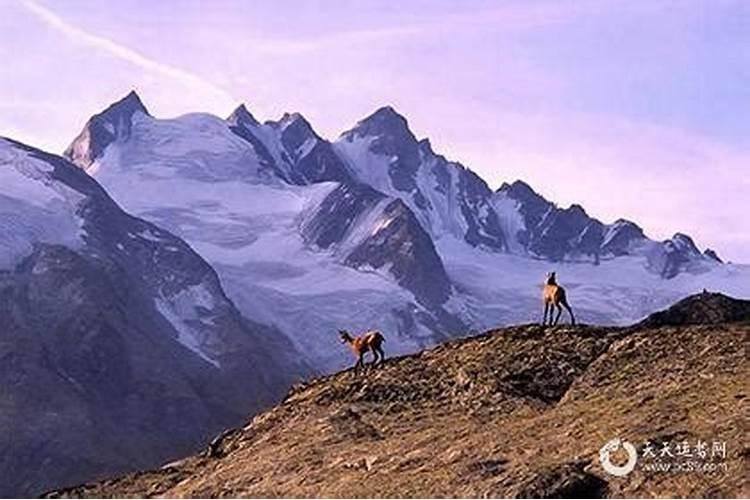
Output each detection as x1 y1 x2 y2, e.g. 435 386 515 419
228 0 602 57
5 0 747 262
18 0 235 107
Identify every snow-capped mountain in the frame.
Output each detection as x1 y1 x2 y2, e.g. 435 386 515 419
64 92 750 360
65 93 466 373
326 105 748 324
2 90 745 497
0 137 302 497
65 90 146 169
227 104 351 185
334 108 722 278
335 107 507 250
492 180 721 278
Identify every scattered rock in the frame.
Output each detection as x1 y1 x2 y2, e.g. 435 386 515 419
466 458 508 478
326 407 382 440
511 461 608 498
204 429 240 458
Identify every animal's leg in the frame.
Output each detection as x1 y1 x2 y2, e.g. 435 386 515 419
369 349 378 366
554 304 562 325
542 302 549 326
372 347 381 367
355 353 364 376
563 301 576 325
376 346 385 364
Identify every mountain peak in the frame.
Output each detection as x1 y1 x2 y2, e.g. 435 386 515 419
276 112 311 131
105 90 149 118
608 218 645 238
364 105 409 128
268 112 320 145
417 138 433 154
64 91 149 168
341 105 415 143
612 218 638 227
370 105 406 120
497 179 544 202
566 203 587 216
660 233 702 264
227 104 259 127
703 248 722 263
670 232 699 251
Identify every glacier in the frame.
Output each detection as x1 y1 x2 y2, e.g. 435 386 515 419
63 92 750 373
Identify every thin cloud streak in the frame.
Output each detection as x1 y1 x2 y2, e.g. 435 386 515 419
3 0 747 262
18 0 236 109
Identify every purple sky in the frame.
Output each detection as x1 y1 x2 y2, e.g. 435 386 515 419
2 0 748 262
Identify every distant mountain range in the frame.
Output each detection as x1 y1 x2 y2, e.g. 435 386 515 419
1 91 748 495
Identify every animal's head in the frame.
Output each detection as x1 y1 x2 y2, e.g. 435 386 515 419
338 329 351 343
545 271 557 285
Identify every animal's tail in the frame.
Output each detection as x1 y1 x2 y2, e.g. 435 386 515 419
375 331 385 342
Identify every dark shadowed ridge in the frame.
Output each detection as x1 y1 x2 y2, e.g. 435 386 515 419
637 291 750 327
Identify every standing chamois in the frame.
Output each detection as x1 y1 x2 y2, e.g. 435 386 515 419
338 329 386 375
542 272 576 326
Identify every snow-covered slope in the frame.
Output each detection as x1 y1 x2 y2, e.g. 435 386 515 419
329 106 747 324
65 92 749 357
299 181 453 306
492 180 722 278
66 94 466 373
0 137 302 497
332 108 723 282
0 139 86 268
436 234 750 328
335 107 506 250
227 104 351 185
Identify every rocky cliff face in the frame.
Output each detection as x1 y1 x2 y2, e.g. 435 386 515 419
0 138 303 497
64 91 149 170
646 233 711 279
336 107 506 250
226 105 351 185
299 182 453 307
62 94 468 374
47 293 748 498
494 180 646 262
344 197 452 306
493 180 720 276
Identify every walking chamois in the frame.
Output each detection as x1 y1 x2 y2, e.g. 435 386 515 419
542 272 576 326
338 329 385 375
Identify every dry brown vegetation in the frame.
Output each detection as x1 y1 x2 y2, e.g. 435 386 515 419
48 294 749 498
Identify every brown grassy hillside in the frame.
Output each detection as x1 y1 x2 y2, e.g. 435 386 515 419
48 294 749 498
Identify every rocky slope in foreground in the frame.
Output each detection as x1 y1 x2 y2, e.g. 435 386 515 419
49 293 749 498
